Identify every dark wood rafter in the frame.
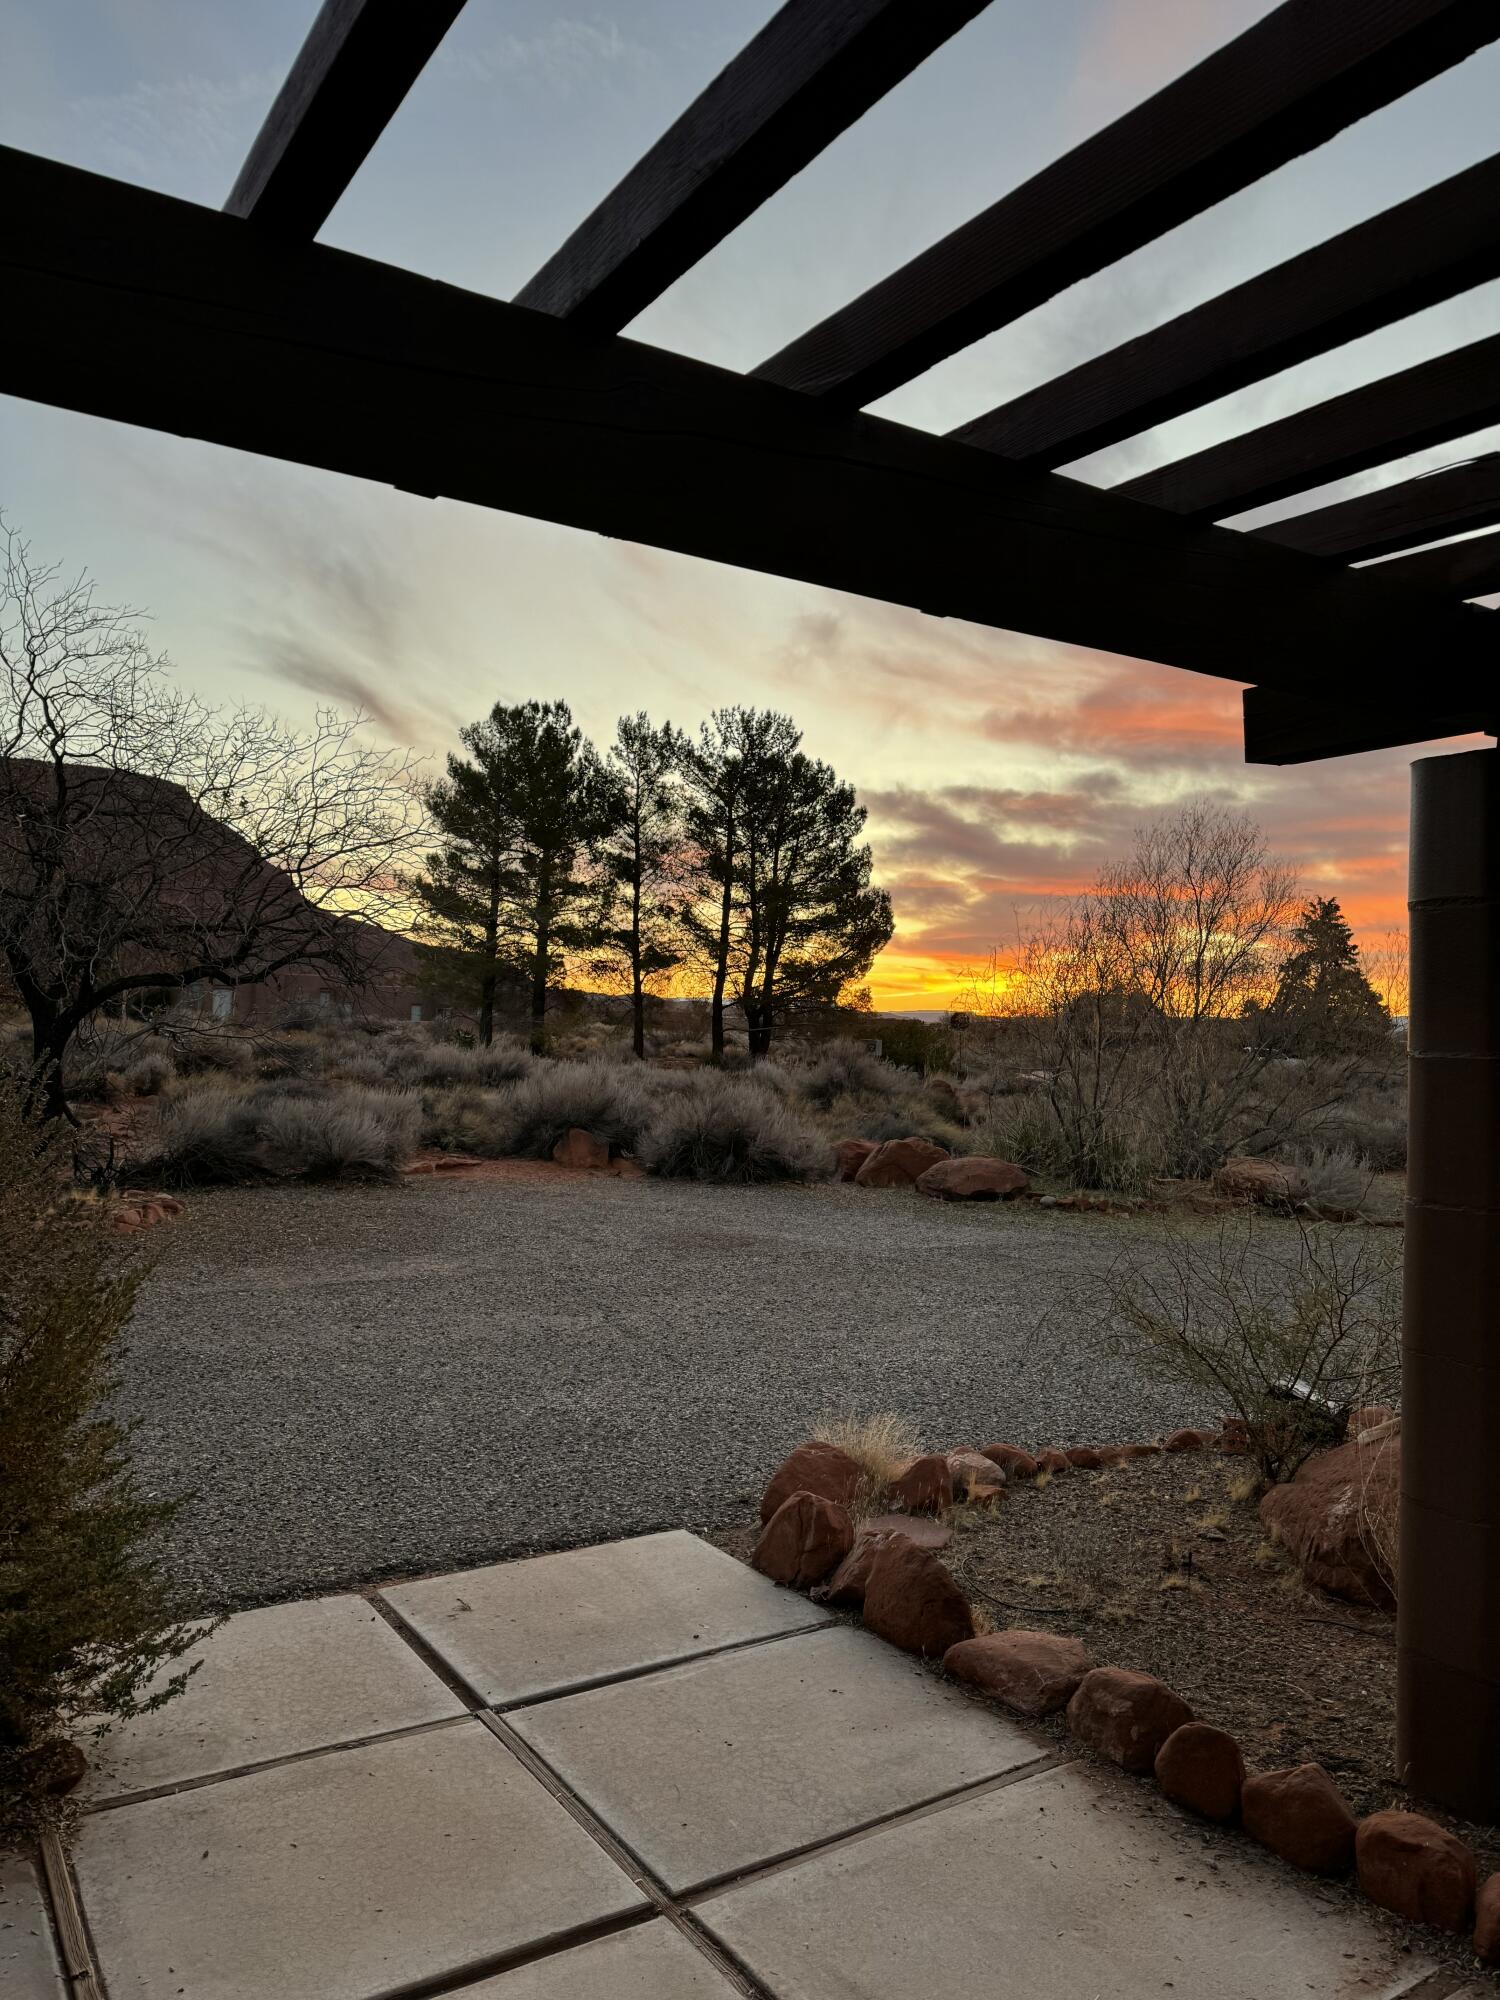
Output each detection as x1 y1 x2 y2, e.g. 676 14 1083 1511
1118 333 1500 521
515 0 993 331
951 150 1500 467
1254 451 1500 560
3 149 1493 717
1368 526 1500 598
752 0 1500 405
1242 684 1494 763
225 0 468 237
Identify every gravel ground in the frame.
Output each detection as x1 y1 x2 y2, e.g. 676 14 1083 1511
127 1175 1224 1609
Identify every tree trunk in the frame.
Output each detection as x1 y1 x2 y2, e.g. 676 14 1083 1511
630 859 645 1059
478 967 496 1048
710 855 733 1060
26 1009 72 1123
745 1005 773 1060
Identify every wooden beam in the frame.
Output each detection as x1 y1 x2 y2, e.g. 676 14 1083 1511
1243 684 1493 763
753 0 1500 405
1119 333 1500 520
1367 526 1500 598
1254 452 1500 560
952 150 1500 467
4 147 1494 715
225 0 467 237
515 0 992 331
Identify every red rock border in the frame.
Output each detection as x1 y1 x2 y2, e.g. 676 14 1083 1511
749 1433 1495 1970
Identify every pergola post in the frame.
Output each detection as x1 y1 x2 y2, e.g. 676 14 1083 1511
1399 744 1500 1817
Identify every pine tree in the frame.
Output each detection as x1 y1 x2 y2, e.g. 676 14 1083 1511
679 708 892 1060
731 743 894 1057
593 714 689 1058
1268 897 1388 1051
410 701 610 1050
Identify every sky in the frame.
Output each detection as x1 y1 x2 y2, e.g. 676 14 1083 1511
3 0 1497 1009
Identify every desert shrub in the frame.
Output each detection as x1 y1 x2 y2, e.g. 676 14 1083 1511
61 1022 139 1100
1319 1077 1408 1172
1103 1212 1401 1484
638 1074 834 1183
145 1081 417 1184
0 1074 203 1842
825 1093 967 1152
419 1086 513 1157
169 1026 257 1080
256 1089 420 1180
800 1038 894 1108
498 1060 654 1159
873 1018 953 1075
121 1050 176 1096
1284 1142 1374 1220
414 1039 534 1089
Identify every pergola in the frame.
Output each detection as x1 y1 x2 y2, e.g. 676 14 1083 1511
4 0 1498 1814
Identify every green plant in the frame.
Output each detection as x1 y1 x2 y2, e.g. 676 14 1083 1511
873 1018 953 1075
1103 1212 1400 1485
0 1075 203 1841
638 1074 832 1183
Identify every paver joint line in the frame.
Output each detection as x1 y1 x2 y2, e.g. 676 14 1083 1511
78 1710 476 1816
366 1589 487 1709
489 1616 836 1715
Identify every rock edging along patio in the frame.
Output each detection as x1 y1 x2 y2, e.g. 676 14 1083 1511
748 1433 1499 1972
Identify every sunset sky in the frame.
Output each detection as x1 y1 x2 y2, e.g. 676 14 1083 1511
4 0 1497 1009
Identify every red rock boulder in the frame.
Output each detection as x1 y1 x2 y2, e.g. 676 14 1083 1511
1154 1722 1244 1823
1164 1428 1216 1453
752 1491 854 1590
854 1137 951 1188
944 1630 1095 1717
760 1441 865 1523
1066 1668 1193 1775
833 1137 880 1182
1065 1446 1103 1470
915 1156 1029 1202
1355 1810 1475 1932
947 1448 1005 1504
857 1512 952 1550
19 1738 88 1796
1259 1437 1398 1610
1241 1764 1356 1874
888 1453 954 1515
1347 1404 1397 1440
1035 1449 1070 1475
1475 1873 1500 1964
820 1533 890 1608
552 1127 611 1169
981 1443 1038 1480
862 1539 975 1657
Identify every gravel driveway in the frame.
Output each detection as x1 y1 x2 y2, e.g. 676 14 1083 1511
126 1175 1216 1608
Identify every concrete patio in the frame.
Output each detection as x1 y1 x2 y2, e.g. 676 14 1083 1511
11 1531 1467 1999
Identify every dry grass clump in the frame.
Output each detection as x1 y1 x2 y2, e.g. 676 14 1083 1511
408 1039 534 1089
637 1074 832 1184
800 1039 895 1109
144 1080 418 1184
811 1410 921 1518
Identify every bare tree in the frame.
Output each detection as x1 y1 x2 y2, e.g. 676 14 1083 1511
0 521 426 1117
961 804 1324 1185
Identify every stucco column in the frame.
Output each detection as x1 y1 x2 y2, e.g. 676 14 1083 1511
1398 745 1500 1818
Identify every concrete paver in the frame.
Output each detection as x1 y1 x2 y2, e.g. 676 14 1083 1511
73 1719 645 2000
453 1920 741 1997
382 1529 829 1706
509 1622 1046 1893
0 1856 64 2000
696 1760 1435 2000
81 1593 465 1800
